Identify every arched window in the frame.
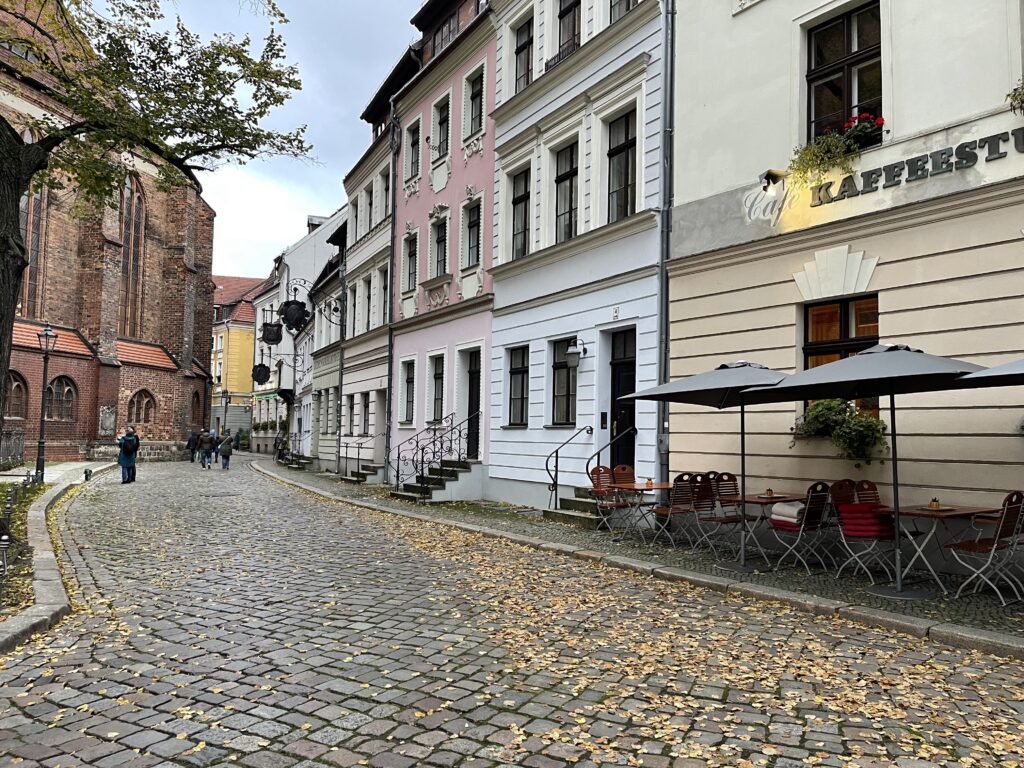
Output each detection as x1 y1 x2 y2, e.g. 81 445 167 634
45 376 77 422
118 176 146 337
128 390 156 424
19 129 45 319
3 371 28 419
190 390 201 423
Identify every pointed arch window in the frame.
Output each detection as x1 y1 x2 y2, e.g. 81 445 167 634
191 390 202 424
128 390 156 424
45 376 77 422
119 176 146 337
3 371 28 419
18 129 45 319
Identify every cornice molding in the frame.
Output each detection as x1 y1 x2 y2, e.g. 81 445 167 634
390 294 494 333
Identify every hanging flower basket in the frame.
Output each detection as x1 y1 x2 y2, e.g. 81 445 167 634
1008 78 1024 115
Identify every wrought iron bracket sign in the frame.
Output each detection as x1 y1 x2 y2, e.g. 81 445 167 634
261 321 283 345
252 363 271 385
278 300 310 332
811 127 1024 208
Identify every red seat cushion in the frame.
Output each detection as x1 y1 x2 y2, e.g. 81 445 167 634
770 520 802 532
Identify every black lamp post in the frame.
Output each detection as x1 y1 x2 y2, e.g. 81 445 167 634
221 392 230 432
35 324 57 482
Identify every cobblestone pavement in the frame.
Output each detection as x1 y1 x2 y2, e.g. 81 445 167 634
255 461 1024 636
1 463 1023 768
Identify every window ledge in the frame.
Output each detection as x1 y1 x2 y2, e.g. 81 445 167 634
421 273 453 290
462 129 485 148
398 421 414 428
501 424 528 430
543 423 578 430
431 154 450 169
461 263 481 275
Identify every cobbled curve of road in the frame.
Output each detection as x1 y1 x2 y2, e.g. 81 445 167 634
1 462 1023 768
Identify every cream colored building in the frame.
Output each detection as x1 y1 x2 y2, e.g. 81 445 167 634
669 0 1024 507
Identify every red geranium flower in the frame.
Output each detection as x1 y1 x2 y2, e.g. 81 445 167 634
875 117 885 126
844 122 853 129
860 112 870 118
823 127 831 134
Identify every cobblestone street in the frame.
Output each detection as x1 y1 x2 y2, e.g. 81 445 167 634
1 462 1023 768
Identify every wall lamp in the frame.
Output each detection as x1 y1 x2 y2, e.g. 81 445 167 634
565 337 587 370
759 169 789 198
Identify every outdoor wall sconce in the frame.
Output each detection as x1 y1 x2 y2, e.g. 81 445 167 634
759 169 789 198
565 338 587 370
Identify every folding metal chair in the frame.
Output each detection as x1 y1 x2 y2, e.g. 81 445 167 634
652 472 697 548
589 465 630 532
947 491 1024 605
835 502 896 584
692 473 743 557
770 481 835 574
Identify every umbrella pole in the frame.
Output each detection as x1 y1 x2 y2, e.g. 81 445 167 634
891 395 902 592
739 402 747 567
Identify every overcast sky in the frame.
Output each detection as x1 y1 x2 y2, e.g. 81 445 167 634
174 0 422 278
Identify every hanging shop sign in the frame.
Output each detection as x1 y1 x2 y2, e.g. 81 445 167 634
261 321 283 345
811 127 1024 208
278 300 311 332
252 363 271 385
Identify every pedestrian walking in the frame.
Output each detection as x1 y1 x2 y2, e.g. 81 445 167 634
186 431 198 463
219 429 233 470
212 429 221 461
117 426 140 484
197 429 215 469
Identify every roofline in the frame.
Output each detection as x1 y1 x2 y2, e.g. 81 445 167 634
393 8 492 105
360 46 422 124
13 317 98 357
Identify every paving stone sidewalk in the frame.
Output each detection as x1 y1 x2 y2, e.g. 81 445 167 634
258 461 1024 637
0 461 1022 768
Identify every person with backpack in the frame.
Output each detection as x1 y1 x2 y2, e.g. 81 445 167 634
219 429 233 470
118 426 140 483
186 431 199 462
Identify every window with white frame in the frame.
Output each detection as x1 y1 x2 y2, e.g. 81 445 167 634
348 286 357 336
463 198 481 269
349 197 360 242
511 167 531 260
345 393 355 435
404 232 418 291
610 0 639 24
608 109 637 223
379 168 390 217
432 95 451 162
551 338 577 425
361 391 371 435
554 142 578 243
508 346 529 426
513 16 533 94
431 217 449 277
406 120 421 180
402 360 415 423
364 182 375 228
432 11 458 56
554 0 581 62
464 65 485 139
379 267 389 325
363 276 372 332
430 354 445 422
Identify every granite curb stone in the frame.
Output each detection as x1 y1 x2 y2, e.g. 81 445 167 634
250 462 1024 661
0 462 117 655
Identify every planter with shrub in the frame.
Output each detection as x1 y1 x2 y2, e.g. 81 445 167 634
788 112 886 187
792 398 888 465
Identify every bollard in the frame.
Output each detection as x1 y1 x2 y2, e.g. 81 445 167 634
84 468 93 482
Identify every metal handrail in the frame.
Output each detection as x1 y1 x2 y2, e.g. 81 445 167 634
390 412 457 490
405 411 481 497
584 426 638 480
545 425 593 510
342 428 388 479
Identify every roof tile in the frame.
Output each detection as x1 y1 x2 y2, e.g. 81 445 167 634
116 339 178 370
12 321 93 357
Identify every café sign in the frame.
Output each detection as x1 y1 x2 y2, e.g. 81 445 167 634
810 127 1024 208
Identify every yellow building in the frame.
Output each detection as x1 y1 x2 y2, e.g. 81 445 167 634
210 276 266 438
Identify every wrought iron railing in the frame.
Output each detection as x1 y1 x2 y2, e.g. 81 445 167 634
545 425 593 510
342 429 388 479
391 413 457 491
584 426 638 479
392 412 480 497
544 35 581 72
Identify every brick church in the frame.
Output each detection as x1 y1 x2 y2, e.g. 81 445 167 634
1 43 215 461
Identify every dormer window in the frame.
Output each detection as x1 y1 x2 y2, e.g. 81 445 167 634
433 12 458 55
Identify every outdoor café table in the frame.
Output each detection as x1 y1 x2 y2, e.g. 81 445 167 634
882 504 1001 594
609 483 673 544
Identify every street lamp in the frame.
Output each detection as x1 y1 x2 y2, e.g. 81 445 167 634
221 392 229 434
35 324 57 482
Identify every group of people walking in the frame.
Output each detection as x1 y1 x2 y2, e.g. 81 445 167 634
186 429 236 469
115 426 240 485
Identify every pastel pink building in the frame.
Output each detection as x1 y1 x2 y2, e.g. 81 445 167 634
389 0 496 500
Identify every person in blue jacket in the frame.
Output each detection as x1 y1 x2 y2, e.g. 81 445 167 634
117 426 140 484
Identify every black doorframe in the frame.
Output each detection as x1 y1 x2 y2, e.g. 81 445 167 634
610 329 636 469
466 349 481 460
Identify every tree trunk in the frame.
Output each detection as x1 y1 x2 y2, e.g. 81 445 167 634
0 130 33 435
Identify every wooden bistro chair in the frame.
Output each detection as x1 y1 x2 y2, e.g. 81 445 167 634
716 471 769 563
652 472 697 548
589 465 630 532
612 464 636 485
947 490 1024 605
855 479 882 504
692 473 742 557
770 481 835 574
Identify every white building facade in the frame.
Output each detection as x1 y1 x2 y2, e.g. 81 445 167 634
485 0 667 509
668 0 1024 505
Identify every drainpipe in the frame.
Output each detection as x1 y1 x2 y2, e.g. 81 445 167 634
383 100 401 484
657 0 677 486
334 256 347 474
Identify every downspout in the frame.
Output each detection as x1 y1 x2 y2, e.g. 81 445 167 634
334 256 347 473
383 100 401 483
657 0 677 485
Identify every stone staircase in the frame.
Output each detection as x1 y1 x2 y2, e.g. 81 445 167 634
388 459 479 503
338 462 387 485
543 486 603 529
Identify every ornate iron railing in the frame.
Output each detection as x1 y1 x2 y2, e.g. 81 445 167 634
392 412 481 496
0 429 24 470
584 426 638 479
545 425 593 510
544 35 581 72
391 412 457 491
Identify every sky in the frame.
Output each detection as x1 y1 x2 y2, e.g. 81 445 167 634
173 0 423 278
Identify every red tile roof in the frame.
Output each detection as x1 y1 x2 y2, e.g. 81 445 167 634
12 321 93 358
116 340 178 370
213 275 264 306
228 301 256 323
